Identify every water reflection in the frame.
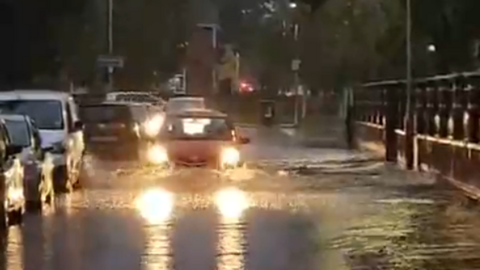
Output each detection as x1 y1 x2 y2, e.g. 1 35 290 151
6 227 23 270
217 218 246 270
143 224 172 270
136 188 174 225
214 187 249 220
22 215 46 270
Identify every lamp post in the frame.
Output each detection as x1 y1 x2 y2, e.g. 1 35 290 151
404 0 414 169
289 4 302 126
105 0 113 91
197 23 220 94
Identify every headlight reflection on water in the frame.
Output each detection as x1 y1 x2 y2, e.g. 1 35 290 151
136 188 174 225
214 187 249 220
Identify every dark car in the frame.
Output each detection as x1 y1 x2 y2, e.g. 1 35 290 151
2 114 55 210
80 102 164 160
0 119 26 228
146 109 250 169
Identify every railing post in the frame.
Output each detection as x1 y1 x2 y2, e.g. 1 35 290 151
385 84 398 162
438 80 450 138
426 81 436 136
415 82 427 135
452 76 466 140
404 80 415 170
467 75 480 143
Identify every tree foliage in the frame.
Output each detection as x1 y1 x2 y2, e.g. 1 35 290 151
217 0 480 91
0 0 191 89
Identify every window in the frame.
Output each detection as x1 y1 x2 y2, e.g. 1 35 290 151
160 116 233 141
4 120 30 147
0 123 7 160
0 100 64 130
80 105 134 123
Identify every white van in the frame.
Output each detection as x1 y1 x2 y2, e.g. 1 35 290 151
0 90 85 192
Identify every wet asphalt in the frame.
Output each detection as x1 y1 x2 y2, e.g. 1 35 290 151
1 127 480 270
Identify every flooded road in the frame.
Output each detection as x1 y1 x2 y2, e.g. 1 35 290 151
2 127 480 270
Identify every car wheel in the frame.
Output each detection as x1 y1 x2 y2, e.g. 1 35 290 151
0 201 8 230
48 191 55 205
53 166 72 193
26 200 42 212
73 160 86 190
7 208 23 226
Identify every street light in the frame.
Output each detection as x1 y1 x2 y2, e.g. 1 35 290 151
405 0 414 169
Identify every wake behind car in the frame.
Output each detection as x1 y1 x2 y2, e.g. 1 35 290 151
147 109 250 170
0 90 85 193
80 101 164 160
1 114 55 210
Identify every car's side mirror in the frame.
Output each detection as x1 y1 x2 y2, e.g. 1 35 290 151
6 145 23 156
41 146 54 153
239 136 250 144
73 120 84 131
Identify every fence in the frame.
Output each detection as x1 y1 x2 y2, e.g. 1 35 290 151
353 71 480 197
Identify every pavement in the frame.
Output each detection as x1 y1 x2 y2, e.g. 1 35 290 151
2 127 480 270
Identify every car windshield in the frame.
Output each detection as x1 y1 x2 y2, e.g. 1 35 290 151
4 119 30 147
80 105 134 123
166 99 205 113
160 116 232 140
0 100 63 130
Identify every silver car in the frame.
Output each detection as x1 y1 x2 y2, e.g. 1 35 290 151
2 115 55 210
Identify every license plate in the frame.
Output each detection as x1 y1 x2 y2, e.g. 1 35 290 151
90 136 118 142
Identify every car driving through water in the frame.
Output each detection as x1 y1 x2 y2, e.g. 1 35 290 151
1 115 55 210
80 101 164 161
146 109 250 170
0 91 85 193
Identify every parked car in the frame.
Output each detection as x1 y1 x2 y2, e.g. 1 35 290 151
0 119 25 228
2 114 55 210
80 102 164 161
0 90 85 193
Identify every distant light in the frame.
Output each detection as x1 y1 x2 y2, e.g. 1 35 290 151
289 2 297 8
427 44 436 52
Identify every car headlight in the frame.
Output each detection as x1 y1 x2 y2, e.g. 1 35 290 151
221 147 240 166
147 144 168 164
143 115 164 137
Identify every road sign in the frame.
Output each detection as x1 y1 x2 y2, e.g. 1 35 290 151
291 59 301 71
97 55 124 68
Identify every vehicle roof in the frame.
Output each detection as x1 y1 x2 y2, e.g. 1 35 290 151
106 91 157 97
81 101 150 107
168 96 205 101
0 114 29 122
0 90 71 101
168 108 227 118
